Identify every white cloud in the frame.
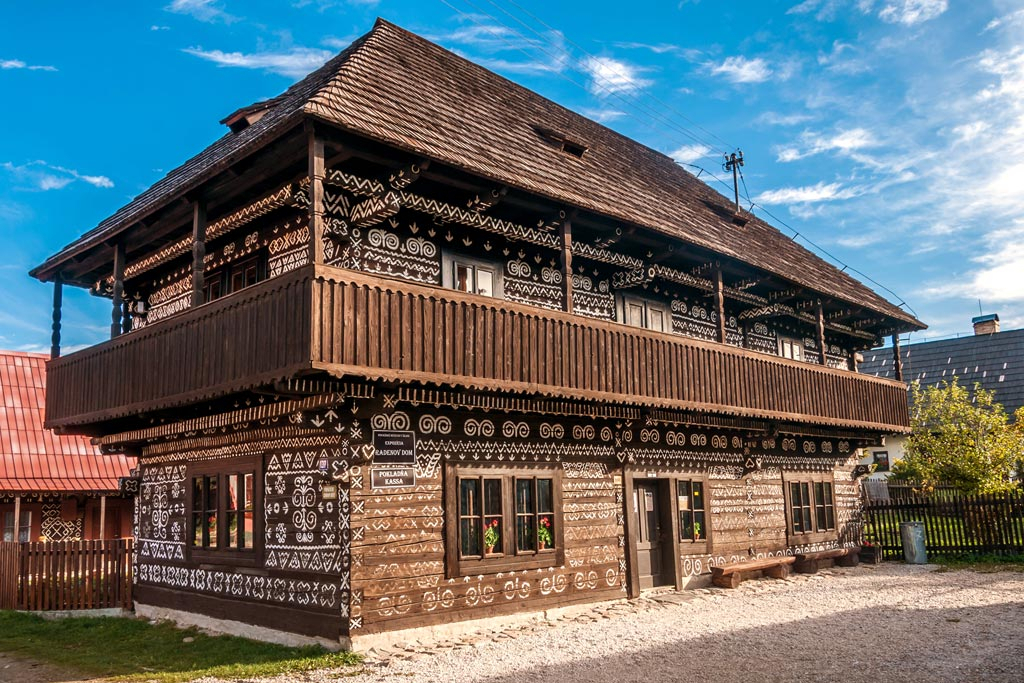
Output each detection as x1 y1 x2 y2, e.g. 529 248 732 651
669 143 713 165
182 46 333 78
921 220 1024 304
775 127 879 162
151 25 171 31
1 161 113 191
166 0 238 23
613 42 681 55
1 59 56 72
705 56 772 83
878 0 948 26
434 23 569 76
579 56 654 97
753 181 858 205
985 8 1024 32
950 121 989 143
579 108 627 123
757 111 814 126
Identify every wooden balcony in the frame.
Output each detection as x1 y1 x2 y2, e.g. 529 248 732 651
46 264 910 433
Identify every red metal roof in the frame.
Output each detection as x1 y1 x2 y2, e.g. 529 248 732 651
1 351 134 493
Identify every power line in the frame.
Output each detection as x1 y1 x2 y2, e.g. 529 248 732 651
436 0 917 320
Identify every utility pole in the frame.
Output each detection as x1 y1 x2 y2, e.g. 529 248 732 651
723 150 744 214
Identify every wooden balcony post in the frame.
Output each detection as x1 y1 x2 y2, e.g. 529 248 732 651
98 495 107 540
111 242 125 338
817 301 828 366
12 496 20 542
892 334 903 382
50 272 62 359
307 123 326 265
560 218 573 313
714 268 726 343
191 199 207 307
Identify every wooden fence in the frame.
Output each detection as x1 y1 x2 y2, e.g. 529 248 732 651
0 539 132 611
863 490 1024 560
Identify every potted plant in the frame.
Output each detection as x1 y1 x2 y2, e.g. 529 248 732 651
693 521 702 541
859 540 883 564
538 516 553 550
484 519 500 554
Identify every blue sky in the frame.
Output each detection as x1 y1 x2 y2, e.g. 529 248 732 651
2 0 1023 353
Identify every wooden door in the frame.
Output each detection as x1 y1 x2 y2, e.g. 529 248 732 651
634 480 667 589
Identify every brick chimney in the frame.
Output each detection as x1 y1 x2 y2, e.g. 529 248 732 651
972 313 1000 335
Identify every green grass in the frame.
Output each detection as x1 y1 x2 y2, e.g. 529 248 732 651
931 553 1024 573
0 611 362 682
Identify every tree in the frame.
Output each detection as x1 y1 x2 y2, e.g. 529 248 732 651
891 379 1024 494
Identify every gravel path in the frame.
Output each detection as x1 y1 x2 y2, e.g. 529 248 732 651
219 564 1024 683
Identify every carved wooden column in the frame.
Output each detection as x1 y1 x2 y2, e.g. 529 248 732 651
892 334 903 382
111 242 125 338
714 268 726 343
560 219 573 314
307 123 326 265
50 272 62 359
191 199 207 307
817 301 828 366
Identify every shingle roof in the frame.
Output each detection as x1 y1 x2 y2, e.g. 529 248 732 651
859 328 1024 416
31 19 922 332
0 351 134 492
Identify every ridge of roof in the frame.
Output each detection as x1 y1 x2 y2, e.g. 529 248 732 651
31 18 922 331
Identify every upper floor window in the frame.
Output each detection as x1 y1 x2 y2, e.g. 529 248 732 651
620 295 670 333
203 256 263 304
442 252 502 299
779 335 804 361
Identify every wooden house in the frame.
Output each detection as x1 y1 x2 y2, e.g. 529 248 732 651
1 351 134 541
30 20 923 647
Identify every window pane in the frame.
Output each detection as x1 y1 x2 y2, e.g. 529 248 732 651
462 518 481 556
192 477 203 514
192 513 203 546
206 476 218 547
455 264 472 293
484 479 502 517
679 508 694 541
537 479 553 513
824 483 835 530
2 512 12 542
476 268 494 297
244 474 254 512
693 510 706 540
227 475 239 512
790 482 802 533
243 511 254 548
460 479 480 517
793 344 802 361
627 302 644 328
692 481 704 512
516 479 534 514
517 514 536 552
649 308 665 332
230 270 244 293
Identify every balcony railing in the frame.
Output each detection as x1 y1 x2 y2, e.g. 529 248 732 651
46 264 910 432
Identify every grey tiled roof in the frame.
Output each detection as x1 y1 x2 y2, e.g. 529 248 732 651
859 328 1024 416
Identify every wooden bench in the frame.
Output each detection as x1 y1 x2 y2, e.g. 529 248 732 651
711 555 796 589
793 547 860 574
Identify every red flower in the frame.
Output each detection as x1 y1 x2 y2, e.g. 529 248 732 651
491 519 499 527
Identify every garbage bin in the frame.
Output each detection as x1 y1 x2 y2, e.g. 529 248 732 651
899 520 928 564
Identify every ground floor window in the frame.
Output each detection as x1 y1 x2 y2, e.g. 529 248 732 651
446 464 563 576
2 510 31 542
785 474 836 542
676 479 707 544
187 457 262 563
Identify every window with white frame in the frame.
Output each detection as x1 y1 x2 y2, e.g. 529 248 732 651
442 252 502 299
620 295 670 333
779 335 804 361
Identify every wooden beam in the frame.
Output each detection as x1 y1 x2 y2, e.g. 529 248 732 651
98 495 107 540
817 301 827 366
560 218 573 314
307 123 326 265
190 199 207 307
892 334 903 382
110 242 125 338
715 268 726 343
50 273 62 359
12 496 20 543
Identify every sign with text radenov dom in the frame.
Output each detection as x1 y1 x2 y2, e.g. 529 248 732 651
372 430 416 464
